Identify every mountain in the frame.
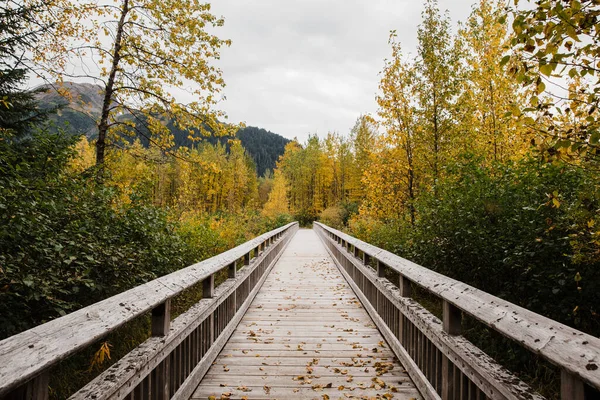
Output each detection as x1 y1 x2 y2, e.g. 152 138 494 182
33 82 290 176
35 82 103 138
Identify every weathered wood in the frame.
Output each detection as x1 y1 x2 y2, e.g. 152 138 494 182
443 300 461 336
228 261 237 279
441 355 455 400
0 223 296 398
152 299 171 337
561 370 585 400
203 275 215 299
314 222 600 393
315 223 546 400
5 373 49 400
363 252 371 267
69 224 297 400
377 259 385 278
399 275 412 297
191 229 422 400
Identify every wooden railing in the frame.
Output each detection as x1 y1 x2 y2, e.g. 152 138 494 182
0 222 298 400
314 222 600 400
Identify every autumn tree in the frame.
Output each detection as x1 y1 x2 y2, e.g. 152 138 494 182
415 0 461 186
508 0 600 162
348 115 376 203
34 0 232 170
373 34 419 224
263 168 289 217
456 0 527 163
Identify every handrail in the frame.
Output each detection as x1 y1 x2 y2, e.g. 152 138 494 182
314 222 600 399
0 222 298 398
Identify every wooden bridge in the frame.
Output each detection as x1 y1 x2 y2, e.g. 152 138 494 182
1 223 599 400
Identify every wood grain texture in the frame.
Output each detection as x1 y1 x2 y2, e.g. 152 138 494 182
191 229 422 400
314 222 600 393
0 223 297 397
316 224 546 400
69 224 297 400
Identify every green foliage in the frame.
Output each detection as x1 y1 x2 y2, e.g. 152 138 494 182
351 155 600 335
294 208 318 227
0 127 292 340
509 0 600 162
0 1 50 137
0 130 187 338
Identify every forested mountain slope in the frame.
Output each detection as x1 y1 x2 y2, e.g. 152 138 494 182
34 82 289 176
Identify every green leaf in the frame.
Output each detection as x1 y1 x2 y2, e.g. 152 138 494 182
540 63 553 76
537 81 546 94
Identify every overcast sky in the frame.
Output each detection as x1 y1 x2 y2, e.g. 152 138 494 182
210 0 476 142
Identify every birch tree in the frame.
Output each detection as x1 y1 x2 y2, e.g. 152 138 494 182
34 0 232 170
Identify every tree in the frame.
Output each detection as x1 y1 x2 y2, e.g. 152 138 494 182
263 168 289 217
258 169 274 207
508 0 600 162
415 0 461 186
375 35 419 225
0 1 49 136
35 0 232 169
456 0 528 164
348 115 376 203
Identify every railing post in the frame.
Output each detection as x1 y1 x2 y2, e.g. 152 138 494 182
203 274 215 298
397 274 411 351
561 370 585 400
363 253 371 267
156 357 169 400
152 299 171 336
442 300 462 400
377 259 386 278
9 373 49 400
228 261 237 279
354 245 360 258
244 252 250 266
399 275 411 297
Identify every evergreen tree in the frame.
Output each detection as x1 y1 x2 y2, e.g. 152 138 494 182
0 1 48 136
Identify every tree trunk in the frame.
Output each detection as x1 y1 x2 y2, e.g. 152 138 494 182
96 0 129 172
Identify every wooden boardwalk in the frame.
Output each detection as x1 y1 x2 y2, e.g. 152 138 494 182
191 229 421 399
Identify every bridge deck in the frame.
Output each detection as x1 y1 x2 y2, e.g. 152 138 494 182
191 229 421 399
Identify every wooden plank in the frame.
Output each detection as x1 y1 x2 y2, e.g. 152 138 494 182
561 370 585 400
316 224 547 400
151 299 171 337
0 223 298 397
315 222 600 392
191 229 422 400
210 356 399 367
68 225 297 400
192 385 420 400
203 365 408 378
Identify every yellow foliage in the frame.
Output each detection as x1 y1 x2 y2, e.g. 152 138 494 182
69 136 95 172
88 341 111 372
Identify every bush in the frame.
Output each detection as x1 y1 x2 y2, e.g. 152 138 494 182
349 155 600 336
319 206 345 229
409 156 599 333
0 130 187 338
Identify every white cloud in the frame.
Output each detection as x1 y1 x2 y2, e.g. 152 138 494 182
211 0 475 142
